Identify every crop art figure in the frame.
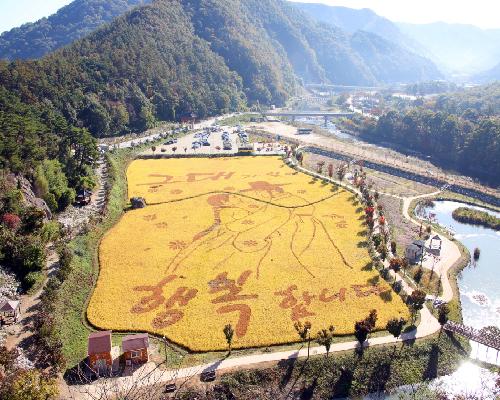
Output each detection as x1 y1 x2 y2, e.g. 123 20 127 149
164 181 352 279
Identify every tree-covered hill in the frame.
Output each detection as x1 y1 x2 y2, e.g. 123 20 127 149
358 83 500 185
0 0 248 136
0 0 153 61
0 0 444 139
473 62 500 84
292 2 426 55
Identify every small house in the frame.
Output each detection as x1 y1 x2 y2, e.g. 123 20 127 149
297 128 313 135
122 333 149 365
88 331 112 373
0 300 20 324
405 240 425 264
428 234 442 256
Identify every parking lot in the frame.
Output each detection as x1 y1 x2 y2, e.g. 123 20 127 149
140 126 242 156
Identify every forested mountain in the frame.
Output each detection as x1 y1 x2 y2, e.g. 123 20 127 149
473 62 500 83
397 22 500 75
358 83 500 184
289 2 441 83
292 2 426 56
0 0 152 60
0 0 444 141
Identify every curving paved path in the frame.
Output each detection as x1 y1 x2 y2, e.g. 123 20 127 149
71 161 463 399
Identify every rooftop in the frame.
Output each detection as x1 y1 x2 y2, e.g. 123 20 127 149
88 331 112 355
0 300 20 312
122 333 149 352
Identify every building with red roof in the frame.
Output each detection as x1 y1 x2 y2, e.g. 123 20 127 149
88 331 112 373
122 333 149 365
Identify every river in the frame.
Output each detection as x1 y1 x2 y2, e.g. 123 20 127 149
420 200 500 363
416 200 499 398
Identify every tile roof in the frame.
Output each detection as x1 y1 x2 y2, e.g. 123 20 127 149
0 300 19 312
122 333 149 352
88 331 112 355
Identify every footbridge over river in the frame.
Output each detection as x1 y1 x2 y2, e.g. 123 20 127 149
444 321 500 362
262 111 354 125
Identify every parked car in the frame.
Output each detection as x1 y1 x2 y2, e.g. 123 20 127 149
200 370 216 382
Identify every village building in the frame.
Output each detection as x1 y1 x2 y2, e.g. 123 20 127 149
122 333 149 365
427 234 442 256
0 299 20 325
88 331 112 374
405 239 425 264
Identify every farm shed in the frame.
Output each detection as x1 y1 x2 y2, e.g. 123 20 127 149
122 333 149 365
88 331 112 373
0 300 20 325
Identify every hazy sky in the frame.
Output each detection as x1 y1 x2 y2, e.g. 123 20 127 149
1 0 500 34
0 0 73 34
291 0 500 29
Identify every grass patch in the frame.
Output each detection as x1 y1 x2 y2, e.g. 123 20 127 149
54 149 130 368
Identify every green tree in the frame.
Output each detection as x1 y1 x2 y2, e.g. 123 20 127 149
389 257 402 282
3 369 59 400
294 320 312 359
437 304 450 331
386 317 406 342
316 325 335 357
408 290 426 323
354 310 377 355
223 323 234 353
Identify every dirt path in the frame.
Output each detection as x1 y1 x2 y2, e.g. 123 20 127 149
58 156 108 237
402 194 459 303
70 160 464 400
5 248 59 353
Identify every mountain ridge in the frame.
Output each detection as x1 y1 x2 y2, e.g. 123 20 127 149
0 0 153 60
0 0 442 138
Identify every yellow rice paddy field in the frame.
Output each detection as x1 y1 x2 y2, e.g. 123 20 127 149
88 157 409 351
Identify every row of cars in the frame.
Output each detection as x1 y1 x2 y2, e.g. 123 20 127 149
221 131 232 150
192 130 211 149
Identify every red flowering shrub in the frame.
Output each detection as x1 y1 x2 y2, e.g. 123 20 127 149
365 206 375 216
2 213 21 230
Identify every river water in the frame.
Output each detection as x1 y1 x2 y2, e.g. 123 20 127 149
296 117 360 141
421 200 500 346
417 201 500 397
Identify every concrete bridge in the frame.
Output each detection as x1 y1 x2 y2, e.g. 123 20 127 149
262 110 355 125
305 83 388 92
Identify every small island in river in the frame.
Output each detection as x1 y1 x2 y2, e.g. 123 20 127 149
452 207 500 231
